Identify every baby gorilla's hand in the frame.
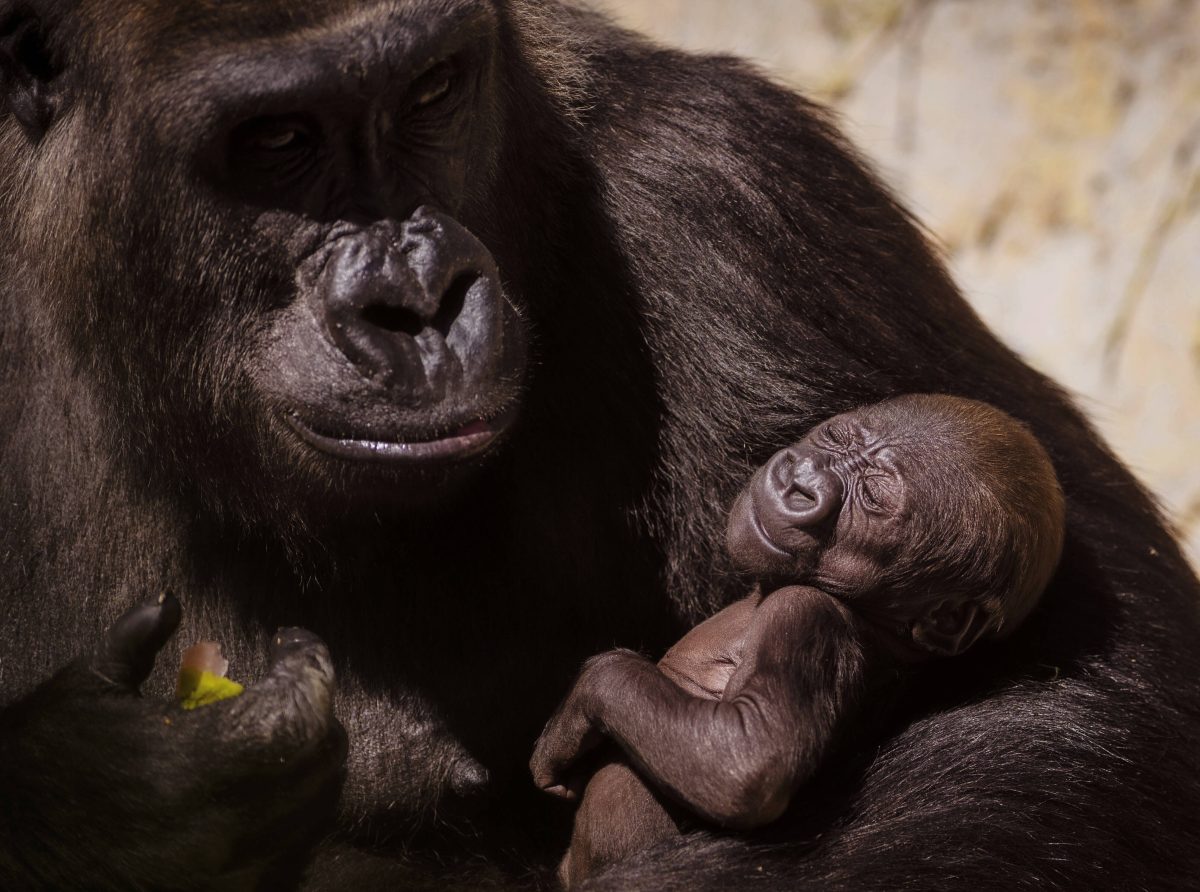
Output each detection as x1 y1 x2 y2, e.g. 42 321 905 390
0 594 346 891
530 650 644 800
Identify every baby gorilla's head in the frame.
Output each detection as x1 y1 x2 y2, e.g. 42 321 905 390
726 395 1065 657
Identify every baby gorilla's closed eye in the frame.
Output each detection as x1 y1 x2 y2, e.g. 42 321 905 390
860 475 894 513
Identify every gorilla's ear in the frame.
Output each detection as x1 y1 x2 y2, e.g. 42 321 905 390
0 4 62 141
911 599 992 657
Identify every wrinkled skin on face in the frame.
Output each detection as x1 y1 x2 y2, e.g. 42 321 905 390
725 407 910 597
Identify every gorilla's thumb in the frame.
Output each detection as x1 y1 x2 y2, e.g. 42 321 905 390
91 591 182 690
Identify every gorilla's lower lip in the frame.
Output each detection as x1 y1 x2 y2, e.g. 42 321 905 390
285 414 503 464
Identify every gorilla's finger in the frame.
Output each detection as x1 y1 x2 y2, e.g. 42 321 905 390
91 591 182 690
219 627 337 761
268 626 328 669
531 734 578 795
531 696 603 796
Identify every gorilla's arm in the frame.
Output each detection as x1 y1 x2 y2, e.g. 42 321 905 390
532 588 867 829
0 595 346 892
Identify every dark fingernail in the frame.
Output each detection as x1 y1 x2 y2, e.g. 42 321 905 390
148 590 180 617
270 627 324 661
157 591 182 625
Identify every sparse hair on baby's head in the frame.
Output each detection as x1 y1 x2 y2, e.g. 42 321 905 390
867 394 1065 637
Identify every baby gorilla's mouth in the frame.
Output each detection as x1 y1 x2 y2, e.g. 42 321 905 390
284 413 507 465
751 506 793 559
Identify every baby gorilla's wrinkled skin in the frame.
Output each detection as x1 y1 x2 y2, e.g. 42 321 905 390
531 395 1066 888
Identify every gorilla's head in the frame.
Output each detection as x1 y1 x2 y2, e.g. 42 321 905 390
1 0 531 523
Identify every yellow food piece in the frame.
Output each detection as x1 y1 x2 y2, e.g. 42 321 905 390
177 667 245 709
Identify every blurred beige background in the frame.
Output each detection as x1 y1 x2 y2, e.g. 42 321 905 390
588 0 1200 569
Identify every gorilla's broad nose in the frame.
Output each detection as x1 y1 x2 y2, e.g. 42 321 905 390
319 207 500 394
776 451 844 527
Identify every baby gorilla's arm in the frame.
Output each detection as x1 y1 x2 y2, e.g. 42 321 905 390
531 587 867 830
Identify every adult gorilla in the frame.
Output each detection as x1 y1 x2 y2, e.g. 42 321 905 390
1 0 1197 889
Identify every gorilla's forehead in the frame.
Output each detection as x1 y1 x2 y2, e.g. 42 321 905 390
77 0 501 60
69 0 504 135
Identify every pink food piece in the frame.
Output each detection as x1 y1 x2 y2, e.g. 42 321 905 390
180 641 230 678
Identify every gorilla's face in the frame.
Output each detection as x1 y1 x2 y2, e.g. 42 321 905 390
11 0 527 519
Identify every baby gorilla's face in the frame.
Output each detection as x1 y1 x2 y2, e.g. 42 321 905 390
727 395 1064 657
725 406 916 594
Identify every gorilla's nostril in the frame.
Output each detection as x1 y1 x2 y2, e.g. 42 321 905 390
434 272 477 338
780 467 842 528
788 484 816 503
315 211 504 394
362 303 424 337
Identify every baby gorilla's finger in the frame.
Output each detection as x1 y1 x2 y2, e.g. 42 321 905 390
91 591 182 690
218 628 339 764
542 781 582 802
531 718 595 798
531 747 576 799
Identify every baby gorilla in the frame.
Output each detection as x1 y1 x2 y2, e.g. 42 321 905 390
530 394 1066 888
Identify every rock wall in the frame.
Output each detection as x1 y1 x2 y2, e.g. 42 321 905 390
590 0 1200 568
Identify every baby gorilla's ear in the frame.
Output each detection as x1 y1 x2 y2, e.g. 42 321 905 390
911 599 992 657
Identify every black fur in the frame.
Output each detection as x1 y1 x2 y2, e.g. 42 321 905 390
2 1 1198 889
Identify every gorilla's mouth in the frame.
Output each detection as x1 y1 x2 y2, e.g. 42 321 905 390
284 412 510 465
751 507 793 559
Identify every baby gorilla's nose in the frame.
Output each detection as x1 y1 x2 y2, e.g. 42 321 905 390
780 452 843 527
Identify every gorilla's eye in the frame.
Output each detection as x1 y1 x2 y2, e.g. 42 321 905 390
254 128 303 151
230 117 318 170
823 424 853 448
409 62 456 110
860 475 894 514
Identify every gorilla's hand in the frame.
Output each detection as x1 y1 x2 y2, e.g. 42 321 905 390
530 651 637 801
0 594 347 892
